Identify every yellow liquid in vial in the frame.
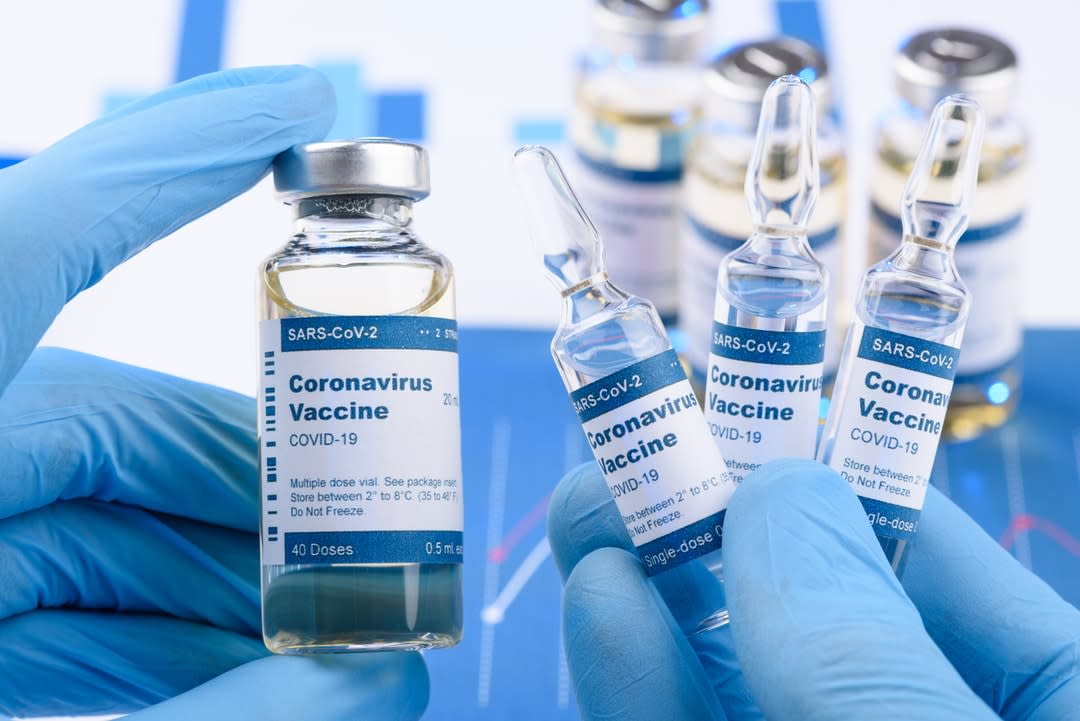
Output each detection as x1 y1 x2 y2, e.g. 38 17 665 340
569 66 700 323
260 248 462 653
872 128 1026 440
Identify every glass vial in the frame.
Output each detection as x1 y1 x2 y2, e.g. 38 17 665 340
706 76 827 478
682 38 847 388
870 28 1026 439
514 145 736 635
569 0 711 325
821 97 984 573
258 140 463 653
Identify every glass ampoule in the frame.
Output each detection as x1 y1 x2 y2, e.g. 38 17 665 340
681 38 847 389
514 145 736 635
569 0 710 325
869 29 1026 439
705 76 827 479
258 140 463 653
819 97 984 573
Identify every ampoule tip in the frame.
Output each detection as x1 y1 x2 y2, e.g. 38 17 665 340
512 145 605 292
744 74 820 231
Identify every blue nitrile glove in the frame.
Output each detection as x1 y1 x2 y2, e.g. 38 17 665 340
0 66 429 720
548 458 1080 720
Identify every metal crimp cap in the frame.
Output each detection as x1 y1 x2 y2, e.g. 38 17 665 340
592 0 711 63
273 138 431 204
704 37 829 129
896 28 1017 119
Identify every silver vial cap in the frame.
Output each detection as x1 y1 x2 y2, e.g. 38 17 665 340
273 139 431 203
704 37 830 130
896 28 1017 119
592 0 711 63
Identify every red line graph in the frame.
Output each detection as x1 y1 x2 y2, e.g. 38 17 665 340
999 514 1080 558
488 493 552 563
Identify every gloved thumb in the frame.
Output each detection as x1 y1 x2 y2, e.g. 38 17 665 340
723 459 997 720
125 653 429 721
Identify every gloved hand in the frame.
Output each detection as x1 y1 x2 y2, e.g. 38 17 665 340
0 66 428 720
549 458 1080 720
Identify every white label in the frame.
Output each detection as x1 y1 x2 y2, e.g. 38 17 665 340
567 153 683 320
679 215 842 378
824 324 959 541
259 315 463 566
869 205 1022 378
704 322 825 480
570 350 736 575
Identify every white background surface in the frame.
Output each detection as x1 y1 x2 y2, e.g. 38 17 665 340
0 0 1073 395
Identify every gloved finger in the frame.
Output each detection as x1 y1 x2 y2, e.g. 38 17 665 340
903 486 1080 720
127 653 428 721
547 461 633 581
548 461 762 717
0 348 256 529
0 610 265 717
0 499 257 633
0 609 429 721
563 547 724 721
0 64 335 391
724 459 998 720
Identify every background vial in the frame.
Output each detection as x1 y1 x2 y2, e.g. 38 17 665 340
682 38 847 389
869 28 1026 439
259 140 463 653
568 0 711 325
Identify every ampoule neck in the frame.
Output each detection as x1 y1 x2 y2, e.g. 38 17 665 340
891 234 958 277
293 195 414 239
746 225 812 254
561 273 628 324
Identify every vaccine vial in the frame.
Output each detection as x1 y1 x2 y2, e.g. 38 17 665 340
870 29 1025 439
706 76 827 478
682 38 846 387
569 0 711 325
258 140 463 653
514 145 736 635
820 97 984 573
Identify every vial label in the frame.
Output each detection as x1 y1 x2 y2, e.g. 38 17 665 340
569 153 683 322
825 324 959 541
259 315 463 567
869 204 1022 379
705 322 825 480
680 215 840 379
571 349 735 575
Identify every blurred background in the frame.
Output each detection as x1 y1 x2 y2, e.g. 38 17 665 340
0 0 1070 394
4 3 1078 719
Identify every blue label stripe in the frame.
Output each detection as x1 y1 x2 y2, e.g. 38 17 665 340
280 316 457 353
575 149 683 184
711 322 825 365
571 350 686 423
284 530 463 564
857 327 959 381
637 509 726 576
871 203 1023 244
686 214 839 253
860 497 920 542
